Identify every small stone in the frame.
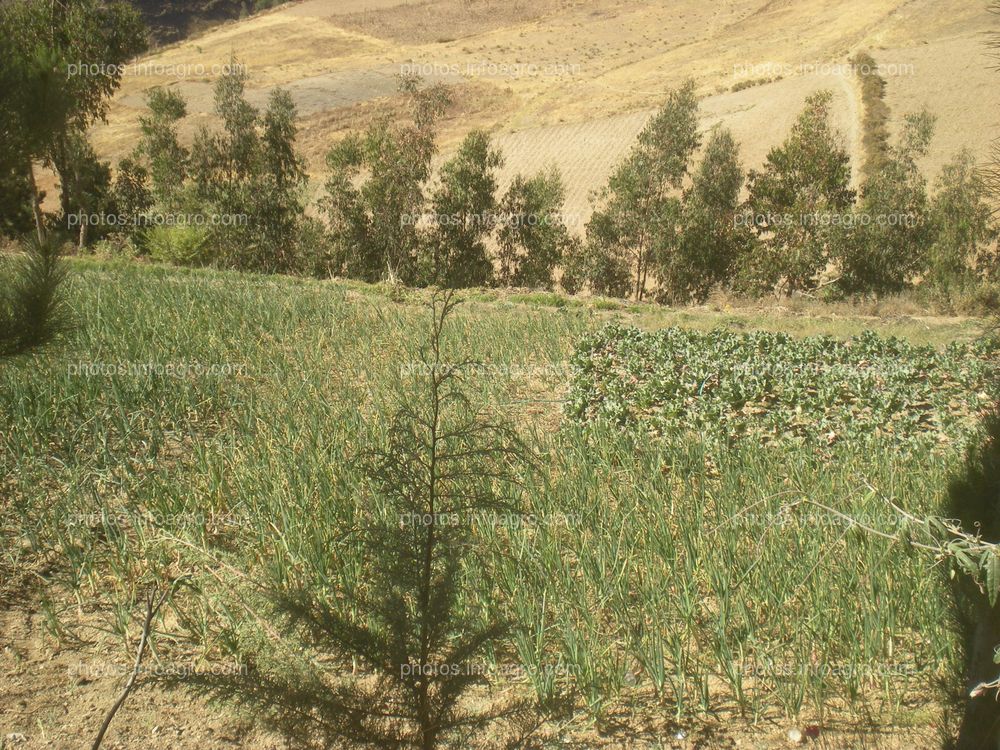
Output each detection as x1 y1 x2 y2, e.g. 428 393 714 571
5 733 27 745
787 728 803 745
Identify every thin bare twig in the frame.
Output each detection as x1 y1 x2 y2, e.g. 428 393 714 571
91 583 174 750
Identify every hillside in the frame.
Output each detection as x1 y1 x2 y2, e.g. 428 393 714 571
80 0 998 226
129 0 251 44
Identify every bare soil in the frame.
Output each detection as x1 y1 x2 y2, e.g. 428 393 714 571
0 584 945 750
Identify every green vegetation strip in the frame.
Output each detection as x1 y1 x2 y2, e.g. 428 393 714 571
567 323 1000 446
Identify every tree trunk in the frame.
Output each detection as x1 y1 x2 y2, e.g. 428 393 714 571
51 134 73 220
26 159 44 243
634 253 643 302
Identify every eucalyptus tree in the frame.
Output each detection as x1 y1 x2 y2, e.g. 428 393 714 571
424 129 503 288
495 167 575 291
583 79 700 300
740 90 854 296
322 76 451 283
0 0 146 235
658 126 746 303
835 112 936 296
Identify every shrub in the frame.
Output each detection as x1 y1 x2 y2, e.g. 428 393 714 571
92 233 139 259
0 235 71 358
853 52 891 182
730 76 780 92
146 223 211 266
288 215 336 278
949 280 1000 315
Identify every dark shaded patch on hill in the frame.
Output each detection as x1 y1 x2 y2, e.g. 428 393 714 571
129 0 284 45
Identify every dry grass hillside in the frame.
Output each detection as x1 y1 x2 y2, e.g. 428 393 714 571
77 0 999 225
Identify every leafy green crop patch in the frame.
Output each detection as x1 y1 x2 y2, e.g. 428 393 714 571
567 323 999 447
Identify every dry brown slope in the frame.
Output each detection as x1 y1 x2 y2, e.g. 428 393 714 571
77 0 999 221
